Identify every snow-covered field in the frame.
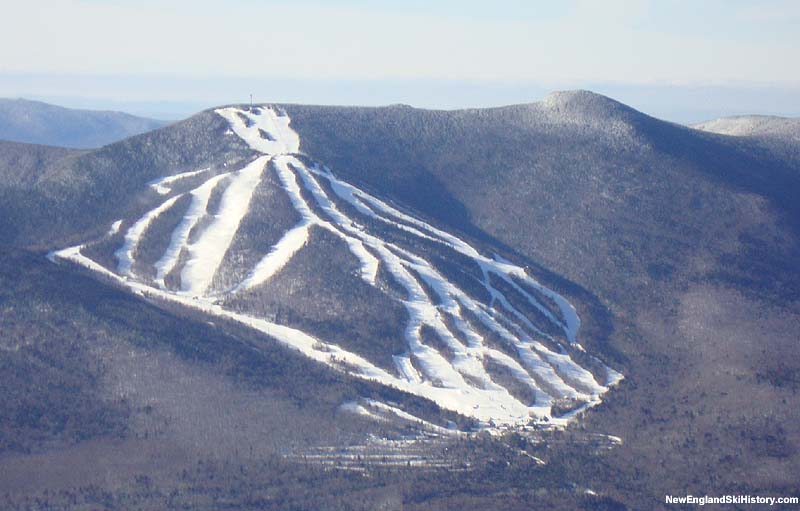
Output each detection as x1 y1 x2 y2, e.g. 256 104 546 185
50 105 622 431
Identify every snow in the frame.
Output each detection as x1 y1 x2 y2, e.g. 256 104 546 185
215 106 300 155
339 399 456 436
361 399 458 436
233 222 311 293
148 167 209 195
52 242 536 425
252 149 598 420
286 436 467 470
270 156 380 284
181 156 267 295
317 166 581 343
605 366 625 387
107 219 123 236
393 355 423 383
339 400 378 419
115 195 181 276
281 156 380 283
153 173 229 288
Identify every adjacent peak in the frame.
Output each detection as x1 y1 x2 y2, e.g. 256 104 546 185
693 115 800 139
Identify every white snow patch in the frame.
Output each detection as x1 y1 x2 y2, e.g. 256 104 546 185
362 399 458 436
148 167 209 195
107 219 123 236
215 106 300 155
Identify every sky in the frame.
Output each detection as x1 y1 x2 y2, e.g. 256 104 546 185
1 0 798 121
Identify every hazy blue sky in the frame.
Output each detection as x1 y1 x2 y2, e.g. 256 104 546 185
1 0 798 121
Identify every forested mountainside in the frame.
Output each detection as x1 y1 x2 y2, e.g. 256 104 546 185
1 91 798 509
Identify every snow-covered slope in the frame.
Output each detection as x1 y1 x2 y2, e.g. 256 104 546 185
50 105 621 429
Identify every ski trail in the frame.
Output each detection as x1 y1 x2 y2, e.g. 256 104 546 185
115 194 182 276
148 167 209 195
153 173 230 288
395 248 576 399
315 165 580 341
292 157 589 402
277 160 587 400
53 242 537 424
272 156 379 284
181 156 267 295
232 222 311 293
393 355 423 383
290 160 478 387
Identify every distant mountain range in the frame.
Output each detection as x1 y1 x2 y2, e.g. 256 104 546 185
0 98 169 148
0 92 798 510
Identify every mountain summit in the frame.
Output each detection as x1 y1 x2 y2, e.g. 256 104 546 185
540 89 639 118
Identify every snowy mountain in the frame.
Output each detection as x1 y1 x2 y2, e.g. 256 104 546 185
49 105 620 428
0 98 168 148
2 91 799 510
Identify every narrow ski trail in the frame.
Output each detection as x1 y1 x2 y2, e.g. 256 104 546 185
50 105 621 429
